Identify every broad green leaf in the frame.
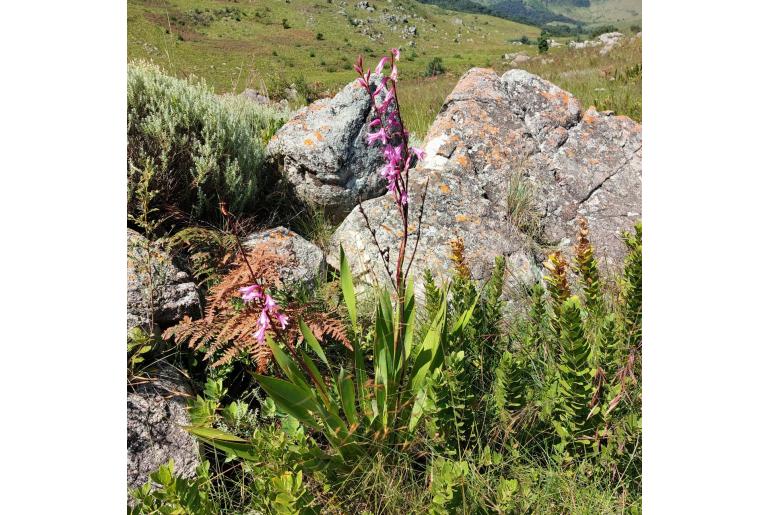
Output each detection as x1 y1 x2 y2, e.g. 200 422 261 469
337 368 358 426
300 350 332 408
299 318 329 369
402 277 416 362
253 374 322 431
266 337 311 393
340 245 357 328
184 426 262 461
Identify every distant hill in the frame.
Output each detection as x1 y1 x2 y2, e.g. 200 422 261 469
416 0 641 28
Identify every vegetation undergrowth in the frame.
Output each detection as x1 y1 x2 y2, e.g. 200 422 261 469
128 60 290 226
129 48 642 513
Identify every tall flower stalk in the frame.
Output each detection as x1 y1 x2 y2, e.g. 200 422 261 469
354 49 425 360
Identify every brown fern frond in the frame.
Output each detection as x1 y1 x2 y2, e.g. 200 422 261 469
163 241 349 372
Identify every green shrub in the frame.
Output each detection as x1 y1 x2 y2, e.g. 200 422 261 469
538 35 549 54
127 61 288 223
423 57 446 77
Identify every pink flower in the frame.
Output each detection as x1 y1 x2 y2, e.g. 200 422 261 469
276 313 289 330
411 147 426 160
374 56 388 75
390 64 398 83
357 77 368 89
399 191 409 206
391 48 401 61
366 128 388 146
264 294 277 311
254 323 267 344
239 284 263 303
369 118 381 128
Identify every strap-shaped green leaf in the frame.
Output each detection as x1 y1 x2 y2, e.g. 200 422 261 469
184 426 262 461
253 374 322 431
339 245 357 328
402 277 416 362
299 318 329 370
266 337 311 393
337 368 359 426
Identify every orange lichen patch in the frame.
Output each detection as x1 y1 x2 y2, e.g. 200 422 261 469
455 214 469 222
582 110 597 124
380 224 398 237
455 155 471 168
304 139 314 146
314 131 325 142
439 183 450 194
589 158 600 165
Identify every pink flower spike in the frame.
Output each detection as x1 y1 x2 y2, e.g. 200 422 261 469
391 48 401 61
253 323 267 344
374 56 388 75
239 284 263 302
366 128 388 146
411 147 426 160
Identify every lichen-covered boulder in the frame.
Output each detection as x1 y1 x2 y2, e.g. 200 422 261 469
127 365 200 491
127 228 199 330
329 68 641 297
267 76 388 222
243 227 325 288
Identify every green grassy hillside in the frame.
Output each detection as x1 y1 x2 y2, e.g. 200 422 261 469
543 0 641 27
128 0 641 138
128 0 540 93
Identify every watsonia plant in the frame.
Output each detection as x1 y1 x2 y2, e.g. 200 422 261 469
185 49 479 467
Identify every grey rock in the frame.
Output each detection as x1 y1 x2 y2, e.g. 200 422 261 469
243 227 325 288
127 228 199 331
127 365 200 491
267 75 389 223
329 68 641 298
240 88 270 105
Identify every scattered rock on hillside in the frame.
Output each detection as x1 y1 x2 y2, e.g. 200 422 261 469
597 32 625 54
240 88 270 105
329 68 641 298
127 228 199 331
127 365 200 491
243 227 325 287
267 76 389 223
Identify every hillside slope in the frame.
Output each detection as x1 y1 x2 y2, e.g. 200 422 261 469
128 0 540 93
418 0 641 28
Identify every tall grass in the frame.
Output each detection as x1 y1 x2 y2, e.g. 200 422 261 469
518 37 642 121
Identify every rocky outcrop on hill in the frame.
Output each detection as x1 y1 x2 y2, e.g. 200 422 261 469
328 68 641 297
569 32 625 54
127 365 200 491
243 227 325 288
127 228 199 331
267 76 389 223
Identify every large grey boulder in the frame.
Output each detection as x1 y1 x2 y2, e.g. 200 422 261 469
329 68 641 297
243 226 325 288
267 76 388 223
127 365 200 491
127 228 199 330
